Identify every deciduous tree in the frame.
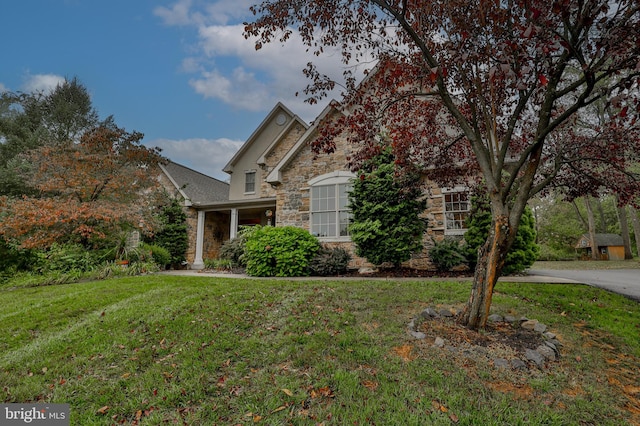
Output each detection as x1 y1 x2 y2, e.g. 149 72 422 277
245 0 640 329
0 78 101 196
0 125 164 249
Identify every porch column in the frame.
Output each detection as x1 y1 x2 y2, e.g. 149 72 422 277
230 208 239 239
192 210 205 270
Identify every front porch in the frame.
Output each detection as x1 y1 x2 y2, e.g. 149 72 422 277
190 200 276 269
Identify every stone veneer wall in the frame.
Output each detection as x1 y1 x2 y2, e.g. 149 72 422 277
259 121 308 199
272 115 457 271
203 211 230 260
184 207 198 265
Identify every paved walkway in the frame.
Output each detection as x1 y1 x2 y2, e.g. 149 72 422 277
157 269 577 284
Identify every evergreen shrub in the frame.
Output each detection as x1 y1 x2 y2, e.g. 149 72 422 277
308 246 351 276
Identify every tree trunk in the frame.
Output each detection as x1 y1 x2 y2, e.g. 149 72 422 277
616 196 633 260
595 197 607 232
459 215 509 330
585 197 599 260
629 206 640 257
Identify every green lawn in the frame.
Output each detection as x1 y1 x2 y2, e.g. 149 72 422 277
1 275 639 425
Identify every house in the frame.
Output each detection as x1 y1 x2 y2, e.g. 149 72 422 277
575 233 625 261
160 102 471 270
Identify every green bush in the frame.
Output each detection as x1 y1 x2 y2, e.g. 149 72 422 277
148 199 189 267
34 243 100 274
219 226 258 267
349 146 427 267
244 226 320 277
203 258 234 270
308 246 352 276
463 197 539 275
429 238 466 272
537 244 579 261
145 244 171 268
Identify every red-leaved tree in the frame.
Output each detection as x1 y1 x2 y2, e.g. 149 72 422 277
0 125 165 249
245 0 640 329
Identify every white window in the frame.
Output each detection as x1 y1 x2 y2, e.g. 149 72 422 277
444 190 470 235
309 172 355 239
245 171 256 193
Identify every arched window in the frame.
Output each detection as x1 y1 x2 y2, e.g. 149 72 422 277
309 172 355 239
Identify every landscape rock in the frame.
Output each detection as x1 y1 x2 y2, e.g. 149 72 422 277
434 337 445 348
408 319 416 330
536 345 556 361
421 308 439 318
488 314 504 322
358 267 377 275
543 331 557 340
504 315 516 323
525 349 545 368
533 322 547 333
410 331 426 339
521 320 539 330
510 359 527 370
439 309 454 318
544 341 560 357
547 338 562 348
494 358 509 369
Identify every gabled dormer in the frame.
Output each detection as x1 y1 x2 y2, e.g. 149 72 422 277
223 102 308 201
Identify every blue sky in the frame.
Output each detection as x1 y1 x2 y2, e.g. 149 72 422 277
1 0 347 180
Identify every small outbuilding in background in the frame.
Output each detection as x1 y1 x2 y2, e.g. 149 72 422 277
575 233 625 260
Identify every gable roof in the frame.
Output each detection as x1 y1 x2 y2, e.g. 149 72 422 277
223 102 308 174
576 233 624 248
266 102 339 184
160 161 229 206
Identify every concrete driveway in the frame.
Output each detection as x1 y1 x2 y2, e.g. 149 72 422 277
527 269 640 301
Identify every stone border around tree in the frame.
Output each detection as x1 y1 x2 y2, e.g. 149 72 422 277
408 307 563 371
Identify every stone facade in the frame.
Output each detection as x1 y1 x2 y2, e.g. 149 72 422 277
270 111 455 271
159 103 468 271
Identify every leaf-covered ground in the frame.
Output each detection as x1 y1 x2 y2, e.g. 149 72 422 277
1 275 638 425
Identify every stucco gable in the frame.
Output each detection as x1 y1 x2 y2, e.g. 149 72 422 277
223 102 308 174
266 102 341 184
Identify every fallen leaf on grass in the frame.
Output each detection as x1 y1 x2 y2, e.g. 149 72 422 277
310 386 334 399
362 380 379 391
97 406 109 415
624 385 640 395
271 405 288 413
431 400 448 412
281 388 293 397
449 413 459 423
392 345 416 362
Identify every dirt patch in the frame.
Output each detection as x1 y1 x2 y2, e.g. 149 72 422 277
417 313 547 364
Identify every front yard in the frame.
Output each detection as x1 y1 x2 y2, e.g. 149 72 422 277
1 275 639 425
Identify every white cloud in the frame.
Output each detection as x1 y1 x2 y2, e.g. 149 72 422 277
153 0 196 26
190 24 352 120
202 0 256 25
0 83 7 93
157 2 370 121
21 73 65 94
189 67 271 111
148 137 244 180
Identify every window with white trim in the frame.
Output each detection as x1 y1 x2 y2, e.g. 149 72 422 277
244 171 256 193
444 190 470 234
309 172 354 239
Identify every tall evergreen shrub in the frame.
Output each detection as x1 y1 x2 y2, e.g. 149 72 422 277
349 146 427 267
